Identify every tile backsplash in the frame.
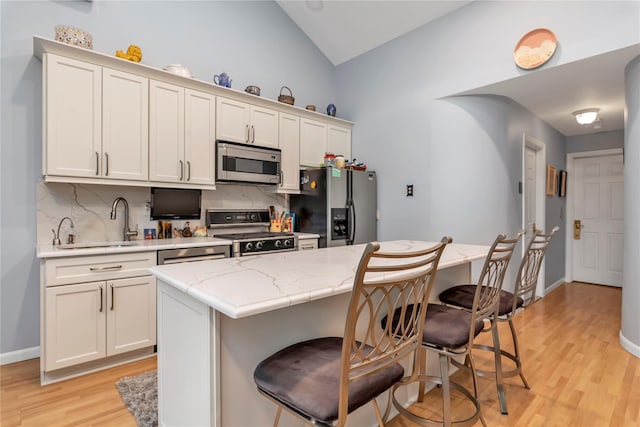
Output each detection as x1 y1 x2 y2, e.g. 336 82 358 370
36 181 287 245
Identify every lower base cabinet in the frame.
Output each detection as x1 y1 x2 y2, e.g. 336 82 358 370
41 251 157 383
44 275 156 372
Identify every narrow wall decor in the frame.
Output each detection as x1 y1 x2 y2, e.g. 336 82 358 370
546 165 557 196
558 170 567 197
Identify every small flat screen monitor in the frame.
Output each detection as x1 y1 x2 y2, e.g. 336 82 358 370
150 188 202 220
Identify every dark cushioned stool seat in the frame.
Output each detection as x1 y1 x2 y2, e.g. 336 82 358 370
439 285 524 316
253 337 404 424
382 304 485 349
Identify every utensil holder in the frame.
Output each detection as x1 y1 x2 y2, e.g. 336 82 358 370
270 220 282 232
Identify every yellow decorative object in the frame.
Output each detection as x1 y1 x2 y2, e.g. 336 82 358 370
115 45 142 63
192 226 208 237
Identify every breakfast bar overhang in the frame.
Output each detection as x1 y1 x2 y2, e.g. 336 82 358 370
149 240 489 427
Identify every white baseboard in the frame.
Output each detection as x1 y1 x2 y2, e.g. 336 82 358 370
620 331 640 359
544 277 566 295
0 346 40 365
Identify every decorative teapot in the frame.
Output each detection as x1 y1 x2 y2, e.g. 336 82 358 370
214 72 232 88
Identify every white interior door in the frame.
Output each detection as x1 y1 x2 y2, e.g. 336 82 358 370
572 154 624 286
523 135 546 297
524 146 537 233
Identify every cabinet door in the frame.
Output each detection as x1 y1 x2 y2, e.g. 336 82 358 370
106 276 156 356
102 68 149 181
216 97 250 144
327 125 351 161
149 81 185 183
45 281 106 371
278 113 300 192
45 53 102 178
250 106 279 148
185 89 216 186
300 118 327 167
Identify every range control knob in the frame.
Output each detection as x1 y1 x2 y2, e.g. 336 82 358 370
245 242 254 251
283 239 292 247
256 241 264 250
275 240 282 248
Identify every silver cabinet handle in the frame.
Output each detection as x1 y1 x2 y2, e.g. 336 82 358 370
187 161 191 181
179 160 184 181
251 125 255 143
110 284 114 311
96 152 100 175
279 170 283 185
89 265 123 271
245 124 249 143
99 286 103 312
104 152 109 176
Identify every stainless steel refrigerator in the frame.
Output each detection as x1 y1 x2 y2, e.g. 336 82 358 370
290 167 377 248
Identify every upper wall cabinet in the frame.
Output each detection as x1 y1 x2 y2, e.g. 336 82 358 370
149 81 216 187
300 118 327 167
35 37 353 190
216 97 279 149
328 125 352 161
44 53 149 182
278 113 300 193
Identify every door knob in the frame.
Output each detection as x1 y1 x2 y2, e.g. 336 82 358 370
574 220 581 239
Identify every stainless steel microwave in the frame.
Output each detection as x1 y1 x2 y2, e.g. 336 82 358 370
216 141 281 185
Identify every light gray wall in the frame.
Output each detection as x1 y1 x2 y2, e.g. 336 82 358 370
621 55 640 356
566 130 624 153
335 1 639 289
0 0 336 355
2 0 639 357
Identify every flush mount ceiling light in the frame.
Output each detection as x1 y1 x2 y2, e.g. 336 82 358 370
573 108 600 125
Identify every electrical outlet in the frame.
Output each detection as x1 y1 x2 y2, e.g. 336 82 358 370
406 184 414 197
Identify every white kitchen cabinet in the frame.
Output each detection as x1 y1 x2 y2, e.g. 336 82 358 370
41 252 156 383
300 118 328 167
44 53 148 181
298 236 319 250
216 97 279 148
328 125 352 162
149 81 216 187
44 275 155 372
278 113 300 193
45 281 106 370
106 276 157 356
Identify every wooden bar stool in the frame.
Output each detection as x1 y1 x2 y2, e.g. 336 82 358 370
386 232 522 427
439 227 557 414
253 238 451 427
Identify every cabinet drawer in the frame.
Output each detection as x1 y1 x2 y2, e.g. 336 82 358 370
298 239 318 250
45 252 156 286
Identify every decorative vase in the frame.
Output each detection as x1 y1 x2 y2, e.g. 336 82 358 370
327 103 336 117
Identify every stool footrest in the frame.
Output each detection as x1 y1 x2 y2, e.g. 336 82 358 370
391 374 484 427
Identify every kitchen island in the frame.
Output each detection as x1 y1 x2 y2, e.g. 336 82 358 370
149 240 489 427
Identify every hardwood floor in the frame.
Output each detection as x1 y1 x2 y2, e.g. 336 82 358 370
387 282 640 427
1 282 638 426
1 356 156 426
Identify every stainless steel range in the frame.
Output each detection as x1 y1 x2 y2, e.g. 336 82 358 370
206 209 298 257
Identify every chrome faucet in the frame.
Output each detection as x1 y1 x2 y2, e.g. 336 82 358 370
110 197 138 241
52 216 75 245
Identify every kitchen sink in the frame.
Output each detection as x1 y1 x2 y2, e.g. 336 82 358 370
56 241 139 250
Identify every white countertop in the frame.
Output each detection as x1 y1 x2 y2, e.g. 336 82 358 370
37 237 233 258
36 233 320 259
149 240 489 319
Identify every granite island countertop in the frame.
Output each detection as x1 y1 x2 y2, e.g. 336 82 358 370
149 240 489 319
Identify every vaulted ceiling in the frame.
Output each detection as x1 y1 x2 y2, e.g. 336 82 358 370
277 1 639 137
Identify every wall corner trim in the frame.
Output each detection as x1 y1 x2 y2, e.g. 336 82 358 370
620 330 640 359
